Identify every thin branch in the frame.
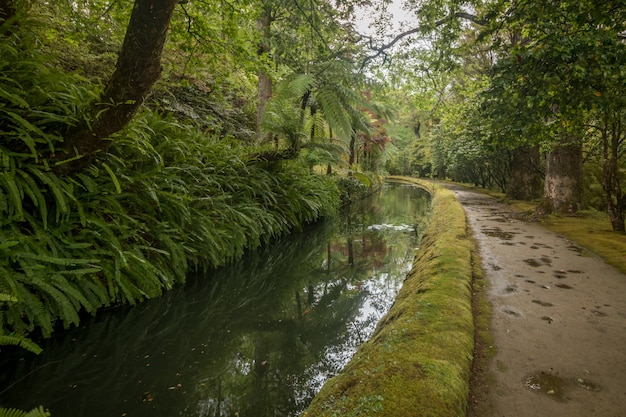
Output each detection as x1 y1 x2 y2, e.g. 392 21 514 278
360 11 486 70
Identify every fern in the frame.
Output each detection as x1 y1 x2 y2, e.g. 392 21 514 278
0 406 50 417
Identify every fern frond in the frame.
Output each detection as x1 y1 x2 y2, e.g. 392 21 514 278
0 172 24 221
0 406 50 417
283 73 316 100
16 169 48 228
0 332 43 354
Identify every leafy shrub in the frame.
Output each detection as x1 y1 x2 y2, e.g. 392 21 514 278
0 16 340 342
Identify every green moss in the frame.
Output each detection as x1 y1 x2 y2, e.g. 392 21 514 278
302 177 476 417
539 212 626 274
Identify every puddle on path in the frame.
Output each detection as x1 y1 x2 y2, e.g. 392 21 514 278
540 256 552 266
482 227 516 240
524 371 566 401
524 370 601 401
532 300 554 307
524 259 542 267
555 283 572 289
504 308 521 317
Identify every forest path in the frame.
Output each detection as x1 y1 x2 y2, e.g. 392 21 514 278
443 184 626 417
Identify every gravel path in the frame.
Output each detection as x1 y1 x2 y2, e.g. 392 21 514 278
446 185 626 417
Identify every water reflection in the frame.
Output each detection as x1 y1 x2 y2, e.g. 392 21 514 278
0 181 430 417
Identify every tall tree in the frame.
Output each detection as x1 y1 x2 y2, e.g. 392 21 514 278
482 0 625 214
53 0 178 173
256 4 274 143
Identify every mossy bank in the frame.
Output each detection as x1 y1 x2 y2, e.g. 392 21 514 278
302 177 477 417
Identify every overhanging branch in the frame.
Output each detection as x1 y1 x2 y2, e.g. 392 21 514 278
360 11 486 70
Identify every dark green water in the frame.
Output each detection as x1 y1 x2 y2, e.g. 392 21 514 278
0 181 430 417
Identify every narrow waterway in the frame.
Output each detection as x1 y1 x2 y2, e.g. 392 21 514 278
0 181 430 417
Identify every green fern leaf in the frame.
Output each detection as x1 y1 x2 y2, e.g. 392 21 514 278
0 406 50 417
16 169 48 228
0 172 24 221
101 162 122 194
28 168 69 221
0 332 43 354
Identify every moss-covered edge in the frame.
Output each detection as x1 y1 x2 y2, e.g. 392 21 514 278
301 177 476 417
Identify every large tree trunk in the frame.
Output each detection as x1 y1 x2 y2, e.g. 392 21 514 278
507 146 543 200
54 0 178 173
542 134 583 214
601 116 625 232
256 7 272 144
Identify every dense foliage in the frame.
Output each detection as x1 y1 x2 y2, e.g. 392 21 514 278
0 0 393 354
377 0 626 230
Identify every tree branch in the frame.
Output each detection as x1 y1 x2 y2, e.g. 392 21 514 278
360 11 486 70
52 0 178 173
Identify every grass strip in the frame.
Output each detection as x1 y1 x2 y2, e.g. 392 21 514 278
301 177 475 417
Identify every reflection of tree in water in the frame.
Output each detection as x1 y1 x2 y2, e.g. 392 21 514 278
0 182 430 417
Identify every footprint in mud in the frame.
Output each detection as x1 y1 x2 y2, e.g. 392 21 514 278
532 300 554 307
503 285 517 294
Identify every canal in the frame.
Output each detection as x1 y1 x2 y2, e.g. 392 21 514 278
0 181 431 417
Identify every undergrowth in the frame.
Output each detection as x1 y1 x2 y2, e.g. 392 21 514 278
0 14 340 347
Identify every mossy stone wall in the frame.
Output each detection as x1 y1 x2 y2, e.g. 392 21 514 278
301 177 475 417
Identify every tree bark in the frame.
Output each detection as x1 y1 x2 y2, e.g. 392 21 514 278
348 134 356 167
601 116 625 232
256 6 272 144
54 0 178 173
507 146 543 200
542 134 583 214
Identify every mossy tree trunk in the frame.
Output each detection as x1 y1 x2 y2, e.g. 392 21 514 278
54 0 178 173
507 146 543 200
542 133 583 214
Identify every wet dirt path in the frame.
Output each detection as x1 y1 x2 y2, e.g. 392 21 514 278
445 185 626 417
